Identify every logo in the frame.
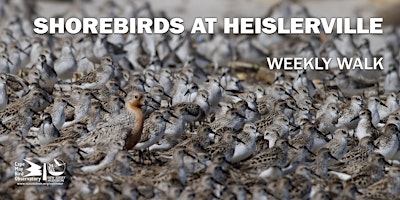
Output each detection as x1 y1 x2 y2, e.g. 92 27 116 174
14 158 67 186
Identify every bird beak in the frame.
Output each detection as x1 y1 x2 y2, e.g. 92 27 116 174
329 152 338 161
90 93 101 102
285 91 293 98
379 101 388 108
306 147 316 156
184 150 197 159
310 170 321 179
63 99 75 108
169 111 179 119
23 43 32 51
71 45 77 52
7 58 14 65
164 92 172 99
77 149 87 160
288 143 297 149
384 159 392 166
119 97 125 105
234 136 246 144
291 85 299 94
163 117 172 124
118 87 127 96
101 106 111 114
184 89 190 96
147 104 158 110
247 106 257 112
237 113 246 119
18 47 29 55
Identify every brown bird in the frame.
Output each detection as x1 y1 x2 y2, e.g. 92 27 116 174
77 93 144 150
124 93 145 150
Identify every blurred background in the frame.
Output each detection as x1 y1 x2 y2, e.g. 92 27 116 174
35 0 397 22
34 0 398 52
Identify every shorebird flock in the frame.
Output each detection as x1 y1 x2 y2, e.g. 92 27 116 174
0 0 400 199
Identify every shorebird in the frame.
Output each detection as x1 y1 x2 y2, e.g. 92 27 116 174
383 64 400 92
206 130 240 162
54 122 88 142
142 85 166 117
344 154 387 189
374 123 399 160
46 96 73 130
177 124 213 152
379 92 399 120
7 42 24 75
316 91 340 119
64 88 97 123
231 123 259 163
335 136 375 166
35 54 57 91
69 56 115 89
336 95 363 129
241 139 290 174
0 53 11 73
0 74 8 110
361 166 400 199
193 89 211 116
367 97 382 127
80 141 124 173
354 109 380 141
134 111 169 152
264 114 291 139
316 103 338 135
102 95 124 119
171 73 190 106
2 106 34 138
157 68 173 95
54 39 77 80
321 128 348 159
37 113 60 146
290 123 317 150
160 106 188 139
205 76 222 108
210 108 246 131
77 93 144 150
287 164 313 199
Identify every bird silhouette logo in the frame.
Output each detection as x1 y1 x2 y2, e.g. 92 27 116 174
23 159 42 177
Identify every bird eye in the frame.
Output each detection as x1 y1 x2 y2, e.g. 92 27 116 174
134 95 138 99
